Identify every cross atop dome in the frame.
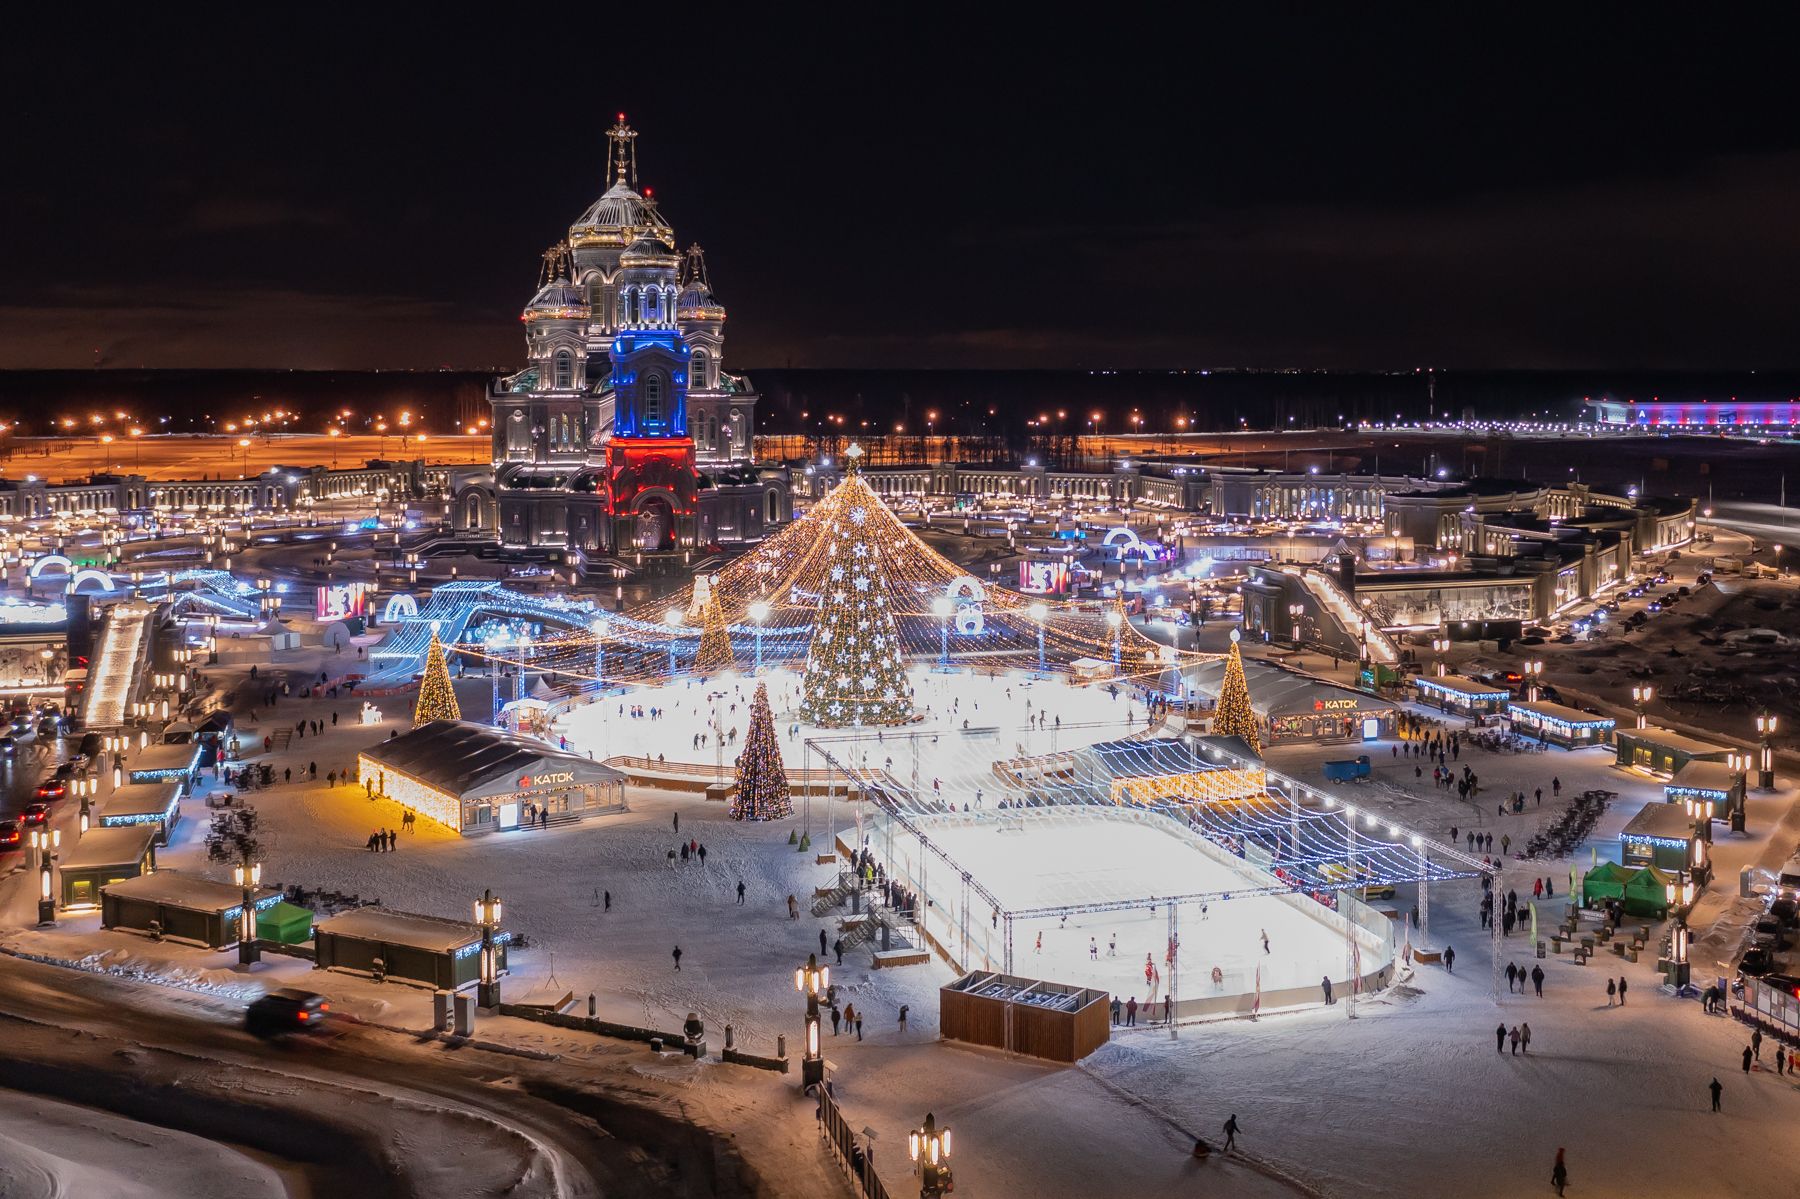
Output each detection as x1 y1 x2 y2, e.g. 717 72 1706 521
608 114 639 189
681 244 711 290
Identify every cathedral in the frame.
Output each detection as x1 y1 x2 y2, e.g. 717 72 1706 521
453 117 790 568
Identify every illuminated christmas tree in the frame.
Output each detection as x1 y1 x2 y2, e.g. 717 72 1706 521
1211 630 1261 754
413 629 461 725
693 575 735 674
731 681 792 820
798 444 916 727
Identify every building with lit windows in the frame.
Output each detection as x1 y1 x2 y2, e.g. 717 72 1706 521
452 117 790 568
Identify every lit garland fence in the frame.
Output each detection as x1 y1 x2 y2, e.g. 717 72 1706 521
469 462 1221 690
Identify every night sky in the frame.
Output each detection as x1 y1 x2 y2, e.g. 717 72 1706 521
6 13 1800 372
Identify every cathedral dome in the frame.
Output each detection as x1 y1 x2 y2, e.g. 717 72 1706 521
677 280 725 322
621 234 681 267
521 279 587 322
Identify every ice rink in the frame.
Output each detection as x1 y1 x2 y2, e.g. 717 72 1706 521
884 808 1385 1004
557 664 1151 793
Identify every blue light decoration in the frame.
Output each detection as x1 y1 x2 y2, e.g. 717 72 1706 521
101 790 182 827
454 930 512 960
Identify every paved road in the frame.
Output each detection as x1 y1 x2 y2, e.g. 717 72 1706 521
0 951 791 1198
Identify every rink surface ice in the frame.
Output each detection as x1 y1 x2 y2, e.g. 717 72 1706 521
904 810 1370 1000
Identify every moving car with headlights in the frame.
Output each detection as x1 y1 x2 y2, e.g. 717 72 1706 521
245 988 333 1038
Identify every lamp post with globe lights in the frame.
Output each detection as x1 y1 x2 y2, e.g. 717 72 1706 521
1632 684 1654 730
908 1112 954 1198
1522 660 1543 704
748 600 771 674
1756 711 1778 791
1665 874 1696 991
931 596 952 671
1431 635 1450 679
1028 601 1048 673
795 952 828 1092
233 856 262 965
475 889 503 1010
1288 602 1306 649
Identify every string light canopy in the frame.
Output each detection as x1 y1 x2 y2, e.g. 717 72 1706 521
471 443 1219 688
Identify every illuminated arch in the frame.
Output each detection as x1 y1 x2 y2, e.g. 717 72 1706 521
70 569 116 593
28 554 72 580
382 592 420 623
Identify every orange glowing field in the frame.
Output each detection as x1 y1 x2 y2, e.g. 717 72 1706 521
0 434 492 483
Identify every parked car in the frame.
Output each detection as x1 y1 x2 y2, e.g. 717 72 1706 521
245 989 333 1038
1740 946 1778 977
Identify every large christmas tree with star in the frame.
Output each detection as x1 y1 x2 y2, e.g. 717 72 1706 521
1210 629 1261 754
798 446 915 727
731 681 792 820
413 629 461 725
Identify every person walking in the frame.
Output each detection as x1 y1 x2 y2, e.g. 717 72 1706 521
830 1005 842 1036
1496 1023 1506 1053
672 945 683 971
1743 1045 1754 1074
1531 964 1545 997
854 1010 864 1041
673 811 680 832
1551 1148 1568 1196
604 890 611 912
1444 945 1456 973
1606 978 1617 1007
1752 1028 1763 1061
1222 1115 1239 1152
1618 975 1628 1006
1710 1077 1723 1111
1089 937 1098 960
1508 1025 1521 1055
821 928 829 956
833 938 844 965
1506 962 1519 993
1520 1022 1532 1053
788 894 798 919
736 880 746 904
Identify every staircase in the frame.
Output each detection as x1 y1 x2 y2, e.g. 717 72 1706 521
83 603 153 730
1293 568 1401 665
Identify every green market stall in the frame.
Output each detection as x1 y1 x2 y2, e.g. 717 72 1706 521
1581 861 1632 907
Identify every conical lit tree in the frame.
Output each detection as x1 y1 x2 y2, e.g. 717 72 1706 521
1211 630 1261 754
798 445 916 727
414 629 461 725
694 576 735 674
731 681 792 820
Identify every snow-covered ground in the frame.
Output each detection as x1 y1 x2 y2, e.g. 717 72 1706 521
6 650 1800 1197
0 1091 291 1199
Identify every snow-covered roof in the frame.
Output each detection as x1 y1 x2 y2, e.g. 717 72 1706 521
1617 725 1730 757
61 824 156 870
127 741 202 776
1621 802 1698 843
359 719 624 801
1187 658 1394 718
1507 700 1617 729
1415 673 1511 697
317 905 484 952
1666 759 1739 796
101 780 182 821
102 869 279 913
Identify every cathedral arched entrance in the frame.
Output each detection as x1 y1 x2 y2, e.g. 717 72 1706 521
634 495 676 552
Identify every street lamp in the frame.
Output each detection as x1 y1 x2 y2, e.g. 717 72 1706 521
233 856 262 964
749 600 771 674
1028 601 1048 672
907 1112 954 1198
931 596 952 671
664 608 683 676
795 952 828 1091
1522 660 1543 704
1665 874 1695 990
1756 711 1778 791
1105 606 1123 666
1632 684 1654 730
1682 795 1715 886
1431 636 1450 679
474 888 503 1009
32 826 58 924
1288 602 1306 649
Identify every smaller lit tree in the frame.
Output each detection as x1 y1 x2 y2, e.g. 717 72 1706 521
414 628 461 725
731 681 792 820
